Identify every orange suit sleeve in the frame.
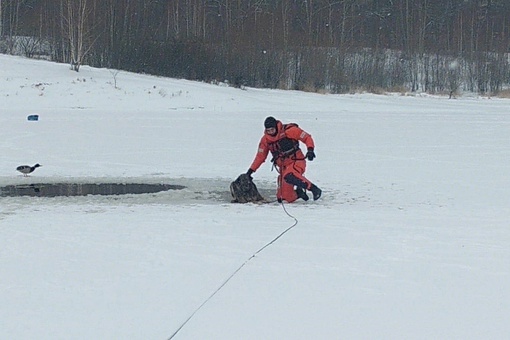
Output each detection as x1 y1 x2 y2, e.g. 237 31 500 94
249 136 270 172
285 125 315 150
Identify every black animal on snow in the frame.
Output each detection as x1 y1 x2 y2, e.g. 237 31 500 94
230 173 265 203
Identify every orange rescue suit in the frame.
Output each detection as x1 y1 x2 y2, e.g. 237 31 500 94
249 120 315 202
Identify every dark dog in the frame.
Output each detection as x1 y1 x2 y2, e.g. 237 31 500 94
230 173 265 203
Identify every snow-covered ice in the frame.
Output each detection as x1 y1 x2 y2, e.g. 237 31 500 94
1 54 509 339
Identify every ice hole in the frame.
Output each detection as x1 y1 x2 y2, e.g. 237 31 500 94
0 183 185 197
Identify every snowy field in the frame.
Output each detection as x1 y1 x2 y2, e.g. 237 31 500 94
1 54 509 339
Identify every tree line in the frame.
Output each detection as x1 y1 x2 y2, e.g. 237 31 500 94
1 0 509 94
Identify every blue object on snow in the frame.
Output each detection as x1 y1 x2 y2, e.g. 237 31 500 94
27 115 39 121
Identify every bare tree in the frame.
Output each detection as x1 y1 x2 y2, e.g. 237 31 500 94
62 0 98 71
5 0 510 95
0 0 3 37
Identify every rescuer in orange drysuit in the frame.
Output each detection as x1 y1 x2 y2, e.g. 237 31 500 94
246 116 322 203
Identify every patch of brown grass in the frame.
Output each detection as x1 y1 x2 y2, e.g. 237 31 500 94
494 89 510 98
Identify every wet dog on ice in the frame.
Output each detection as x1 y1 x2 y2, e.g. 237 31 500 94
230 173 265 203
